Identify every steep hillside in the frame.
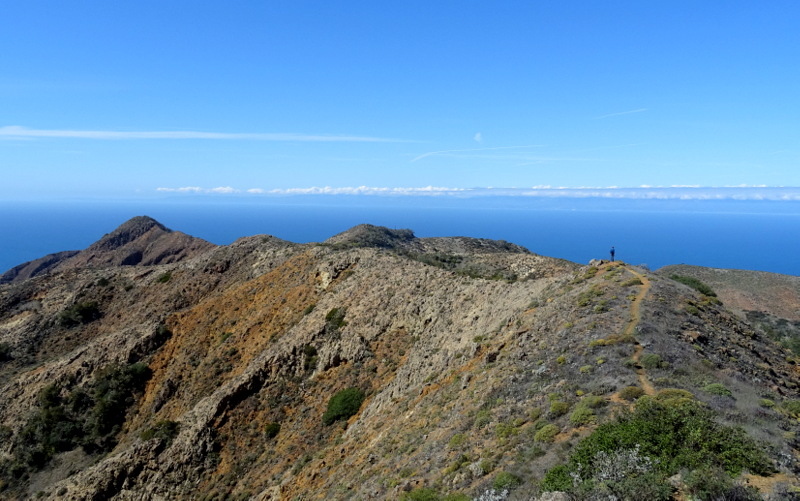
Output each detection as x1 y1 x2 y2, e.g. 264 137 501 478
0 219 798 500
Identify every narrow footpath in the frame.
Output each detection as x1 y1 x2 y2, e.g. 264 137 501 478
621 266 656 396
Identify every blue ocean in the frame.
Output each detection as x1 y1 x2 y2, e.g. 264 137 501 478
2 197 799 277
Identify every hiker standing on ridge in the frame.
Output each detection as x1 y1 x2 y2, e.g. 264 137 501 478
610 246 615 262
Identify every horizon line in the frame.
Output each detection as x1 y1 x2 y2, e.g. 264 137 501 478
154 185 800 201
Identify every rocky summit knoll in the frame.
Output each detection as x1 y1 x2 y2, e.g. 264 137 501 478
0 218 798 500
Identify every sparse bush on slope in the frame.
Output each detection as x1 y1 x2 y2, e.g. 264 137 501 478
670 275 717 297
322 387 365 426
0 362 152 488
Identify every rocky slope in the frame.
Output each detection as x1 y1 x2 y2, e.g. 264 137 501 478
658 264 800 321
0 219 798 500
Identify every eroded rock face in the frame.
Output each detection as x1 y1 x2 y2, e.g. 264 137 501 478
0 220 798 500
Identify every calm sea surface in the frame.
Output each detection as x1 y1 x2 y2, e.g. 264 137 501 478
2 198 799 276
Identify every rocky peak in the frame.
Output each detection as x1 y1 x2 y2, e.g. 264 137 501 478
87 216 169 252
324 224 416 249
0 216 215 283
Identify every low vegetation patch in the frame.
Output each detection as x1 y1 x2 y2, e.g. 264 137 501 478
541 397 773 499
702 383 733 398
577 284 606 307
325 307 347 331
264 422 281 439
140 420 180 445
0 343 12 362
0 362 151 490
493 471 522 491
589 332 636 348
401 487 469 501
534 424 560 442
639 353 668 370
670 275 717 297
59 301 101 327
322 387 365 425
619 386 645 401
622 277 643 287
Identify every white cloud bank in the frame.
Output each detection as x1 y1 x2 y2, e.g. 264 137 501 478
0 125 404 142
154 185 800 201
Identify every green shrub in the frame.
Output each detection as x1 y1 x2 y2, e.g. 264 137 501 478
8 362 152 477
325 308 347 331
302 344 318 371
541 397 773 497
400 488 468 501
534 424 559 442
140 420 180 445
620 386 645 401
444 454 471 474
156 272 172 283
781 399 800 418
758 398 775 408
702 383 733 397
670 275 717 297
322 387 365 425
59 301 101 327
495 422 518 441
579 365 592 374
684 466 760 501
549 400 570 417
556 355 566 365
569 406 595 426
264 422 281 439
473 409 492 429
580 395 606 409
493 471 522 490
400 488 442 501
639 353 667 369
85 362 152 445
655 388 694 403
0 343 12 362
302 303 316 315
448 433 466 448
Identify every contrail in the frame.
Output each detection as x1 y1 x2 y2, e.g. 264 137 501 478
594 108 648 119
0 125 406 142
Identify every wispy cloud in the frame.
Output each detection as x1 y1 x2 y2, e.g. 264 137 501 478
155 185 800 201
594 108 648 119
473 132 482 143
411 144 543 162
157 186 240 194
0 125 406 142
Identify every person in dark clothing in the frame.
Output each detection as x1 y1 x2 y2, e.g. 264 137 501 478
610 246 615 262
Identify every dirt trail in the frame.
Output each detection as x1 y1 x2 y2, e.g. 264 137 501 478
623 266 656 396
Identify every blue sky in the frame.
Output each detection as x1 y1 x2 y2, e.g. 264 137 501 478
2 1 799 200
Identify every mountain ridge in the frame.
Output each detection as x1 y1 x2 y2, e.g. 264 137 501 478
0 216 215 285
0 217 797 500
